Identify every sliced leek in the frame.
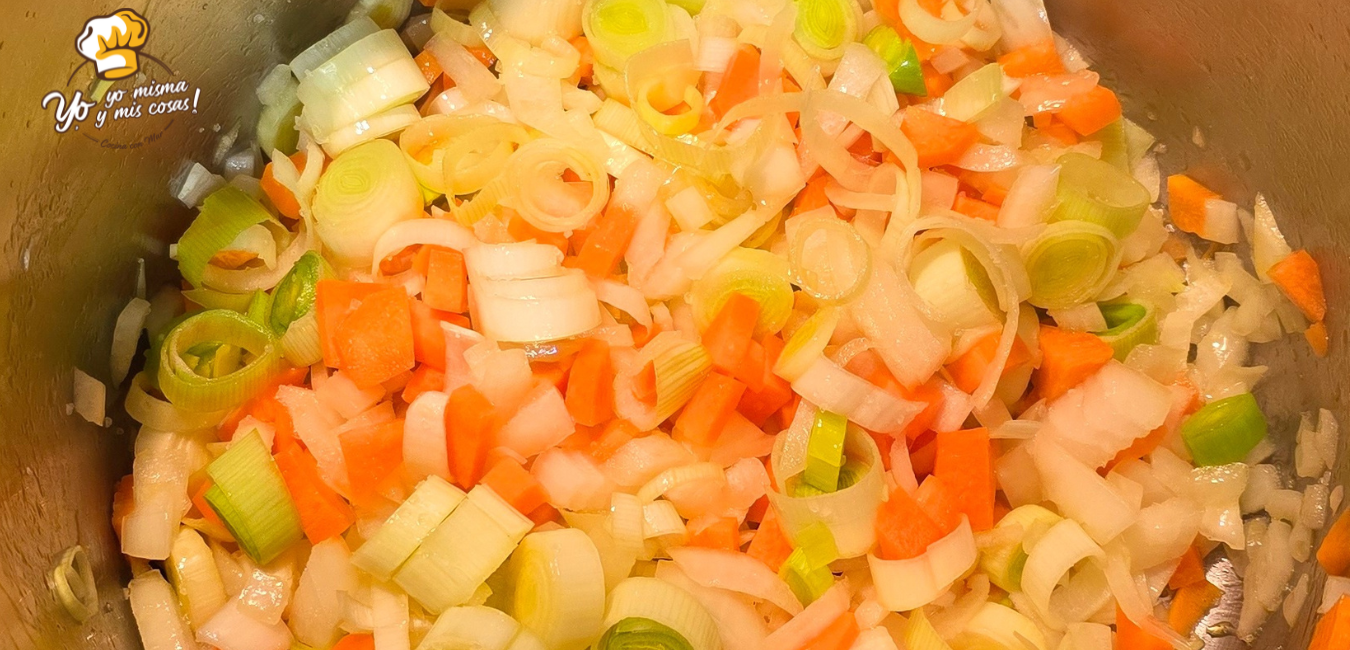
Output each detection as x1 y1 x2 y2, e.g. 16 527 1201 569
582 0 674 69
1022 221 1121 310
1051 152 1151 239
774 307 840 382
909 238 1000 330
177 186 273 288
862 25 925 96
157 309 283 413
788 216 872 304
602 577 721 650
204 430 303 564
1093 299 1158 360
794 0 861 60
352 476 467 581
690 248 794 337
506 528 606 650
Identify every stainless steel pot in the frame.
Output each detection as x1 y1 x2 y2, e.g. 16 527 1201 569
0 0 1344 648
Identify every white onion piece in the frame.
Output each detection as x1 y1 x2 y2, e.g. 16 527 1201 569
1321 576 1350 614
1190 463 1248 550
1031 436 1138 545
666 547 803 615
604 433 698 489
1103 547 1187 648
761 582 850 649
370 218 479 276
951 144 1023 172
403 391 451 483
775 400 818 483
1119 498 1201 572
790 356 922 435
73 368 107 426
998 165 1059 228
111 297 152 386
869 517 979 611
1039 361 1171 469
197 599 292 650
498 382 575 458
989 0 1052 50
848 262 950 389
768 426 885 558
425 32 501 104
1048 303 1106 332
1251 192 1292 281
130 570 202 650
532 448 614 511
593 278 653 328
899 0 978 45
921 171 960 211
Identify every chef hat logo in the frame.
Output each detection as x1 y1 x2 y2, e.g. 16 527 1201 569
75 9 149 80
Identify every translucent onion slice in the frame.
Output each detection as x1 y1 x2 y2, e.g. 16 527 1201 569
899 0 978 45
787 216 871 304
128 570 200 650
50 545 99 623
666 546 804 615
602 577 722 650
940 62 1003 122
1030 436 1138 545
769 424 886 557
868 517 979 611
501 139 611 233
474 270 603 343
790 357 922 435
507 529 607 650
395 114 533 196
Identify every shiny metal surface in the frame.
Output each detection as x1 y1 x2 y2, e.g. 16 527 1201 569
0 0 1343 648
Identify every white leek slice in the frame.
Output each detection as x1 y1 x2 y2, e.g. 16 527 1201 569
1251 192 1292 281
603 577 722 650
417 606 522 650
868 517 978 611
506 529 606 650
111 297 152 385
950 602 1048 650
1020 518 1104 629
353 476 467 581
167 527 228 629
909 238 1000 331
394 486 532 613
638 463 723 503
130 570 201 650
769 425 885 558
290 17 380 79
291 538 358 649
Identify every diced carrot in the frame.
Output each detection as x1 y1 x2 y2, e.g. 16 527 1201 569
402 365 446 404
409 300 469 372
480 458 549 516
1037 117 1081 147
909 430 938 478
333 634 376 650
673 372 747 446
467 46 496 68
731 339 767 393
334 287 416 387
914 474 962 534
804 611 860 650
444 385 497 489
922 62 954 97
1319 506 1350 576
1168 579 1221 633
687 517 742 552
569 37 593 86
1307 321 1330 357
111 475 135 542
844 349 945 441
1269 249 1327 322
876 484 946 561
574 202 639 279
946 331 1032 395
379 244 422 276
632 361 658 405
709 44 761 120
260 152 307 220
190 479 227 529
1056 85 1122 136
533 359 572 393
591 419 640 462
339 419 404 504
219 367 308 447
414 50 443 86
1169 546 1208 590
315 280 385 368
1034 325 1115 402
901 107 980 168
702 293 762 374
952 192 1001 222
274 445 355 543
738 334 794 427
746 494 770 524
747 508 794 572
1311 596 1350 650
1116 608 1171 650
507 215 570 254
958 169 1013 206
933 428 994 531
792 173 833 217
631 321 663 347
1166 174 1220 237
565 339 614 427
998 39 1065 77
418 247 468 313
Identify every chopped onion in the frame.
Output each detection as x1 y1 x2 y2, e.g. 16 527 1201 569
899 0 978 45
1030 436 1138 545
790 356 922 435
72 368 107 426
667 546 803 615
129 570 202 650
